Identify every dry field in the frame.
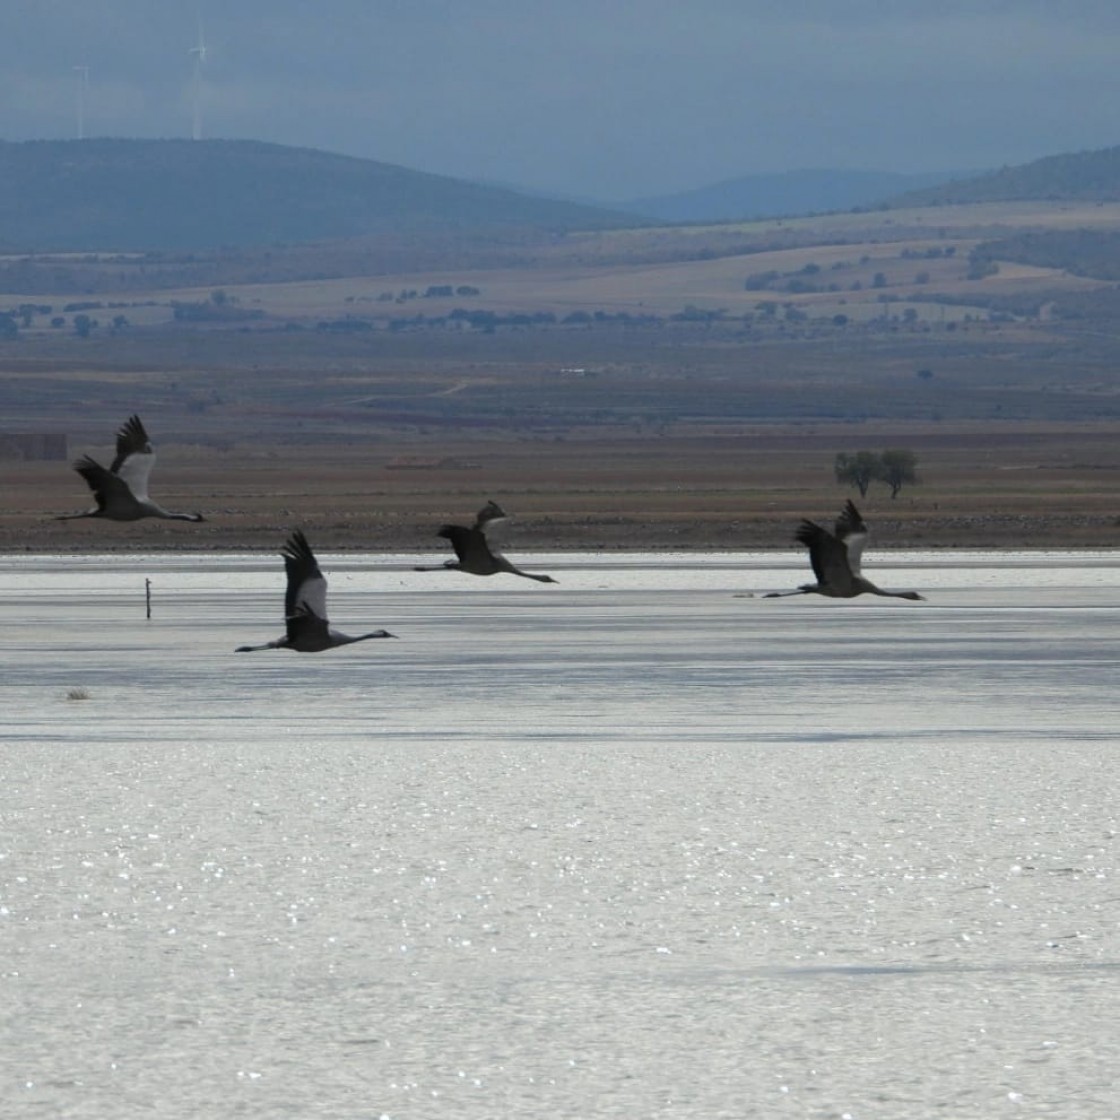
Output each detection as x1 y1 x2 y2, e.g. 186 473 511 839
6 419 1119 553
9 199 1120 326
3 200 1120 553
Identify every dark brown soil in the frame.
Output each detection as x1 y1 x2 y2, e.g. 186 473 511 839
7 421 1118 553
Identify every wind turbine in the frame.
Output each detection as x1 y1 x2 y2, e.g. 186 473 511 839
74 65 89 139
189 22 207 140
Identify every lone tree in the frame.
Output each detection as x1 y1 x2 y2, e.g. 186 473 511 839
834 451 881 498
835 448 921 499
879 448 919 499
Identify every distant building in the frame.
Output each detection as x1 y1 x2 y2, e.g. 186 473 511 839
0 433 68 461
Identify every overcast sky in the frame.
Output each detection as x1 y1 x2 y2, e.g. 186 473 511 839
4 1 1120 200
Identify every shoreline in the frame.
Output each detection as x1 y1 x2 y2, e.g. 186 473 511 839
2 526 1117 555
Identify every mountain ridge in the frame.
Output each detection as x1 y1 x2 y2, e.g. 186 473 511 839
0 137 641 252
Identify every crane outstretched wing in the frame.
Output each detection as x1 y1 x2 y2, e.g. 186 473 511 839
795 519 859 595
282 530 329 621
834 500 869 575
73 456 131 510
285 604 331 647
474 500 507 530
438 523 494 568
110 414 156 503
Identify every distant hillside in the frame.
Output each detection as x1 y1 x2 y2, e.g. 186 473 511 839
0 138 640 251
892 146 1120 206
618 168 967 222
969 229 1120 281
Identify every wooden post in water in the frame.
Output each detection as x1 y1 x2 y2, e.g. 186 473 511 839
145 578 152 620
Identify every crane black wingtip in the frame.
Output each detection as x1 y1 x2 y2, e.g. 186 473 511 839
794 520 824 546
118 414 149 443
836 500 867 536
281 528 316 560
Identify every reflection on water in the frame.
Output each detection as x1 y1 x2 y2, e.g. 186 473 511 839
0 552 1117 1118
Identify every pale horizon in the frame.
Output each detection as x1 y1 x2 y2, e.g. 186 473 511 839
3 1 1119 201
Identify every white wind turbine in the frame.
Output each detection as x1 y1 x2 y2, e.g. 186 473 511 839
189 23 207 139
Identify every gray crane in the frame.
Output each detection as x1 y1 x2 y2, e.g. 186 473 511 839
56 414 205 523
237 530 396 652
414 500 557 583
765 500 924 600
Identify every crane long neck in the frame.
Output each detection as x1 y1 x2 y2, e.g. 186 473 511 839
496 556 553 582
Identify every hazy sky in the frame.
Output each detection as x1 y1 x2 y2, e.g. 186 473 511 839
5 1 1120 200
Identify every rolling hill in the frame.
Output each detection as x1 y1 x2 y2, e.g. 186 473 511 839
0 138 640 252
891 145 1120 206
618 168 968 222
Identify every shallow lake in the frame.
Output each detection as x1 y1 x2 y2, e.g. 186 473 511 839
1 550 1118 1118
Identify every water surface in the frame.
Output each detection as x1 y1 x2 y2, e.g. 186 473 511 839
1 551 1117 1118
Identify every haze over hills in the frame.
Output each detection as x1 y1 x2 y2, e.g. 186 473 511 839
0 138 640 252
5 136 1120 258
553 145 1120 222
617 168 972 222
891 145 1120 207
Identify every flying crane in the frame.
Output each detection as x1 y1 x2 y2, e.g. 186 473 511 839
414 500 557 583
236 530 396 652
765 500 924 601
56 414 205 524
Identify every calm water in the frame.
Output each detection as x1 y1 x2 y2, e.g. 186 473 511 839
1 550 1117 1119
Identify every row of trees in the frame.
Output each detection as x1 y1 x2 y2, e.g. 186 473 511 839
0 309 129 337
835 449 919 499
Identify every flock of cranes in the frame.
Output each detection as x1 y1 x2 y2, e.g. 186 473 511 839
56 415 926 652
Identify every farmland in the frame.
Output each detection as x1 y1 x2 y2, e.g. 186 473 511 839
2 200 1120 552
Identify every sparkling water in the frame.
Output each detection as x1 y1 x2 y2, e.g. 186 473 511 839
1 550 1117 1118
